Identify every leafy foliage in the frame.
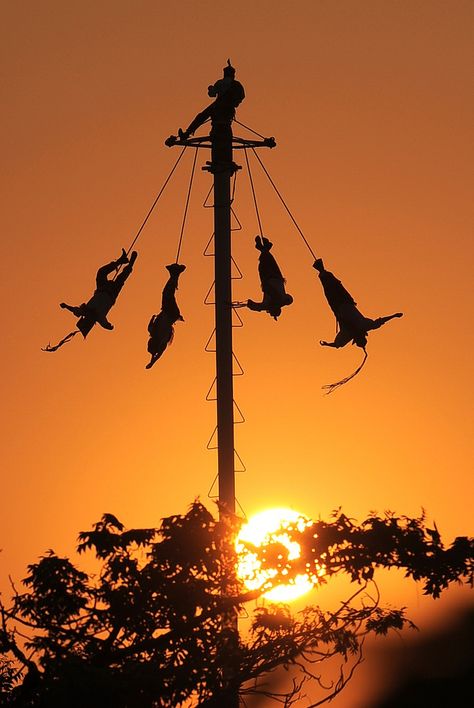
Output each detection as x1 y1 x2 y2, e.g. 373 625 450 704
251 509 473 598
0 658 17 698
0 502 472 707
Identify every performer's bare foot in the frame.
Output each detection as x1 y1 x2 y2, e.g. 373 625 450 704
166 263 186 276
117 248 129 265
313 259 324 272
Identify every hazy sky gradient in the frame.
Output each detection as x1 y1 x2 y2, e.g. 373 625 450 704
2 1 472 704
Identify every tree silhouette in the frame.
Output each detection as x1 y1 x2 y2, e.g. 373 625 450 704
1 502 472 706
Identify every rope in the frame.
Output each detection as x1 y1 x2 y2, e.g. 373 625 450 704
176 148 198 263
233 118 266 140
244 148 264 236
42 329 80 353
231 169 238 202
322 348 368 394
43 149 188 352
126 147 187 256
113 146 187 282
251 148 317 260
246 149 375 394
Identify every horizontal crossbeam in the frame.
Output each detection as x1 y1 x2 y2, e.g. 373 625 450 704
165 134 276 150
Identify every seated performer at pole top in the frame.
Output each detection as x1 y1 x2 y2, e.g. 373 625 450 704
60 249 137 337
146 263 186 369
175 60 245 140
313 258 403 349
247 236 293 320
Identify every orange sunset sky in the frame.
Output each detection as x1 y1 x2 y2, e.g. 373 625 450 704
2 1 473 705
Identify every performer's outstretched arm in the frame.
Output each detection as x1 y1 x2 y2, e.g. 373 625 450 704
60 302 87 317
370 312 403 330
320 329 353 348
320 340 338 348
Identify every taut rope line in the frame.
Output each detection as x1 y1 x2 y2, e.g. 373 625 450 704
175 148 198 263
251 147 317 261
126 146 187 256
233 118 266 140
43 148 188 352
244 147 264 237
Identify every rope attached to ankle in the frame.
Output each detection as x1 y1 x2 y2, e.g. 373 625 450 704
127 147 187 256
43 150 189 352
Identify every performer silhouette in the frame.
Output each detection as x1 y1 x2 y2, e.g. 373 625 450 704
146 263 186 369
167 60 245 143
313 258 403 349
60 249 137 337
247 236 293 320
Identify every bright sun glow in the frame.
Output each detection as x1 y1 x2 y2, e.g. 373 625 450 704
235 508 325 602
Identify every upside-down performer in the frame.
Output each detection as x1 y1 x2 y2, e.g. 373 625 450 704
313 258 403 392
247 236 293 320
43 249 138 352
146 263 186 369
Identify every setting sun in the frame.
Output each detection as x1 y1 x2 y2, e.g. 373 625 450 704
236 508 325 602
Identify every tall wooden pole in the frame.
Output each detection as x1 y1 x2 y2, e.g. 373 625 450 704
211 122 239 708
211 123 236 518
